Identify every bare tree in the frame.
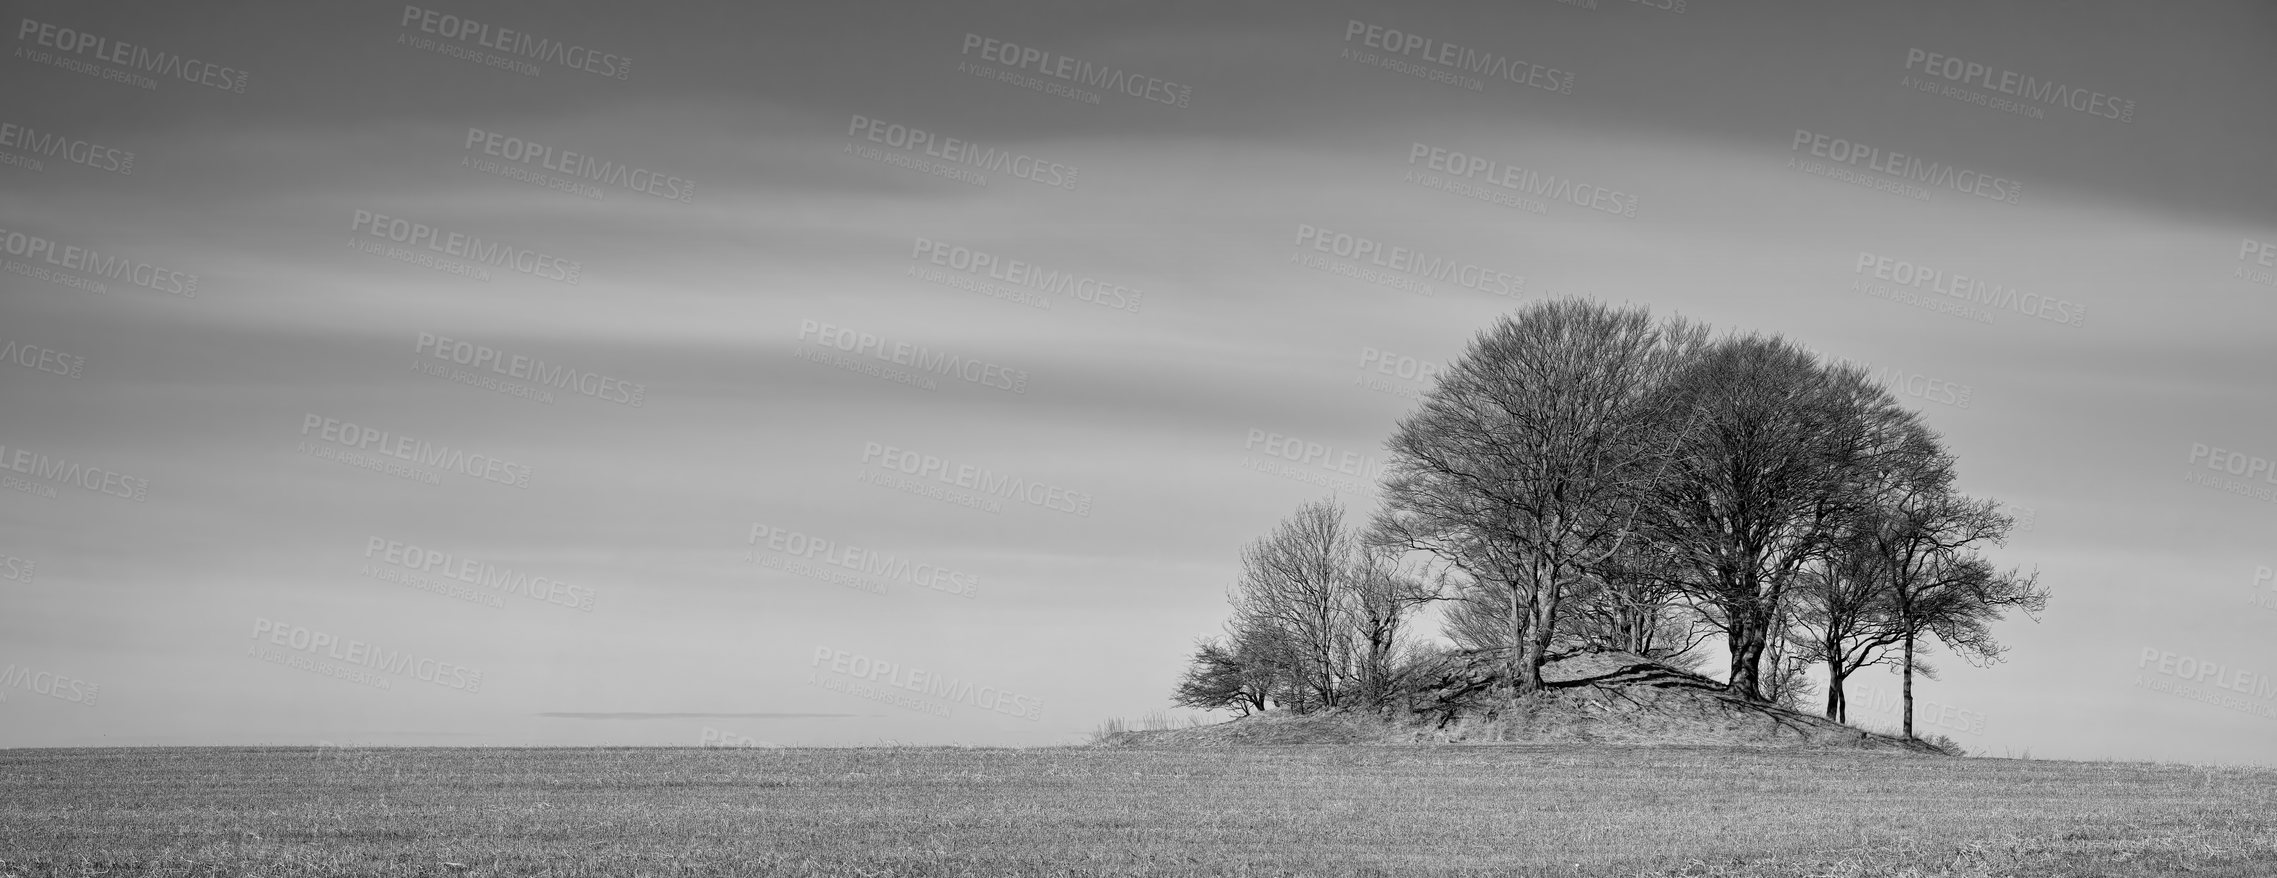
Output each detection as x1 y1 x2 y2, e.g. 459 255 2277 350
1790 529 1906 723
1171 637 1272 716
1790 422 1947 722
1561 538 1715 668
1377 298 1707 707
1227 498 1362 711
1637 336 1915 702
1345 547 1442 713
1836 463 2050 738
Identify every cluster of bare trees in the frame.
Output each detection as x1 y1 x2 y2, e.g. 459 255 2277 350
1173 500 1440 716
1177 298 2049 740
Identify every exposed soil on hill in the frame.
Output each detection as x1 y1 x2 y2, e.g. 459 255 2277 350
1100 650 1951 754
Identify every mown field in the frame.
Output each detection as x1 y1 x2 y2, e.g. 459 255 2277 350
2 745 2273 878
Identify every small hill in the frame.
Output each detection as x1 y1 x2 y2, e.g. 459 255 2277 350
1099 650 1951 755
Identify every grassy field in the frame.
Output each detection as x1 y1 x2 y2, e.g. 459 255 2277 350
2 745 2273 877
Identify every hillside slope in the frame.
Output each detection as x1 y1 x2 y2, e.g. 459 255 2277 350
1102 650 1950 754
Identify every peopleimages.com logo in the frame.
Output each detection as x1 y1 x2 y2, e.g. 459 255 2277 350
0 226 200 296
1901 49 2133 123
349 209 583 284
1852 251 2085 328
1341 19 1574 96
2183 442 2277 505
2135 647 2277 719
810 647 1044 721
748 523 978 599
362 537 596 611
15 18 251 93
249 617 484 694
0 118 135 175
414 332 645 407
958 32 1191 108
296 413 533 489
397 5 631 80
0 661 98 706
857 441 1093 517
462 127 692 203
0 441 149 501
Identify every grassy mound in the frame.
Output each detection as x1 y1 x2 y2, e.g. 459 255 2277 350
1101 650 1950 754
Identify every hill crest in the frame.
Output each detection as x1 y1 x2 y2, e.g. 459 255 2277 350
1101 650 1952 755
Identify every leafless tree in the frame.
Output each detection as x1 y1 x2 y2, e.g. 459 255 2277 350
1226 498 1365 710
1790 422 1947 722
1377 299 1708 707
1560 538 1715 668
1344 547 1443 713
1868 491 2049 738
1636 336 1915 702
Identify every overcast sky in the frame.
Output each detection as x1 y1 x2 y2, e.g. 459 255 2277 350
2 0 2274 766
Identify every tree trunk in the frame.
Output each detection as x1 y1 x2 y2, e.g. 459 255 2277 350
1901 629 1917 739
1725 605 1768 701
1505 583 1528 707
1824 664 1848 722
1516 572 1559 698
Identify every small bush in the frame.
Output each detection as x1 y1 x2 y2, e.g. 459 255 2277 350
1085 717 1128 744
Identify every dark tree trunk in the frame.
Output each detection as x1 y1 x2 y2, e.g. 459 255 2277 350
1516 572 1559 697
1825 664 1849 722
1901 629 1917 739
1505 584 1530 705
1725 604 1769 701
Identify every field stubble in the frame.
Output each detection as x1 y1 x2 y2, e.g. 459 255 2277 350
1 745 2273 877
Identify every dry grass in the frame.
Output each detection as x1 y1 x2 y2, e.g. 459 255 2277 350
1 745 2273 877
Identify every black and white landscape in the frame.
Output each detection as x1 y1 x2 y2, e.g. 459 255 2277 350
3 0 2275 875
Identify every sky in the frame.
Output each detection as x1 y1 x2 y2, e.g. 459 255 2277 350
1 0 2274 766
